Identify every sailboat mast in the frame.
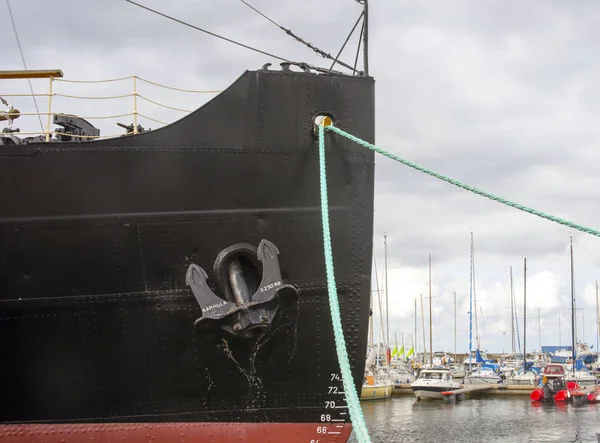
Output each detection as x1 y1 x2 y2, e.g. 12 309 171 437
454 290 457 366
513 270 521 354
384 235 390 366
538 308 542 352
558 314 561 346
469 234 473 371
428 253 433 368
376 274 385 361
372 252 380 347
369 290 374 347
510 266 515 354
414 298 418 365
596 280 600 360
570 237 576 375
373 253 384 350
472 232 480 350
420 293 426 363
523 257 527 373
401 332 405 361
583 311 586 345
368 250 375 348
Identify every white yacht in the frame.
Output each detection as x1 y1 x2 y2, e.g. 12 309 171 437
410 368 464 400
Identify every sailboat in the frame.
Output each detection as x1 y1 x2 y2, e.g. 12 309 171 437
563 239 597 387
464 233 502 385
410 254 465 399
389 333 415 385
361 240 393 401
501 265 541 385
531 239 593 401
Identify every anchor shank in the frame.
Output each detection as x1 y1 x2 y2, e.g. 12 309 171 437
228 259 252 306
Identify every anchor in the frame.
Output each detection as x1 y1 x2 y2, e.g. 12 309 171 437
185 239 299 339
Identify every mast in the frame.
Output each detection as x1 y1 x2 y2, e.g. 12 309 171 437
384 235 390 366
469 234 473 371
454 290 457 366
558 314 561 346
414 298 418 366
513 271 521 354
428 253 433 368
372 251 381 349
472 232 480 350
582 310 585 345
377 271 385 363
510 266 515 354
596 280 600 355
401 332 405 361
523 257 527 373
369 290 374 347
538 308 542 352
570 237 576 375
420 293 426 363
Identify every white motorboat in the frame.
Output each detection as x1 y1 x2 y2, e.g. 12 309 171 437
410 368 463 400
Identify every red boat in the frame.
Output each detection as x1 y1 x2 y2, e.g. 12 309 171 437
587 386 600 403
530 364 581 402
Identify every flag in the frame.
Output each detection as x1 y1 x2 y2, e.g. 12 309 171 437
406 346 414 358
391 346 398 357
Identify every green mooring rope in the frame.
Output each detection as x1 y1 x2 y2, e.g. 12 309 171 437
325 125 600 239
317 123 600 443
318 124 371 443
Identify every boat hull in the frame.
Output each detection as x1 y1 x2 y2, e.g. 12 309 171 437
0 67 375 439
360 383 393 401
412 386 460 400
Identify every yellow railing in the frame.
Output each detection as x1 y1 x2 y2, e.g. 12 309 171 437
1 73 222 141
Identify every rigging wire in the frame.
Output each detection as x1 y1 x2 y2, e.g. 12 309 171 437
238 0 280 28
124 0 339 75
329 11 364 71
5 0 44 132
237 0 360 74
353 21 364 73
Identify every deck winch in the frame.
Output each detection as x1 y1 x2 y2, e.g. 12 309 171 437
186 239 299 339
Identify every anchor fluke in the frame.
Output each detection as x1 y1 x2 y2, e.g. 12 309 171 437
186 239 299 339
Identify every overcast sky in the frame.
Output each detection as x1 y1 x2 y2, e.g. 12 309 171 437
3 0 600 355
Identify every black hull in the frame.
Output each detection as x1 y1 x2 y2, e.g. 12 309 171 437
0 67 375 427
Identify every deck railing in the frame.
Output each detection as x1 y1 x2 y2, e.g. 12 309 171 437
1 70 221 141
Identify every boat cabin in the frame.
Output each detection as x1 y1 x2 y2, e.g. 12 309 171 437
542 363 566 379
418 369 453 381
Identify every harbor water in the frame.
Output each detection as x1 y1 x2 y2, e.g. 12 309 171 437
349 396 600 442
